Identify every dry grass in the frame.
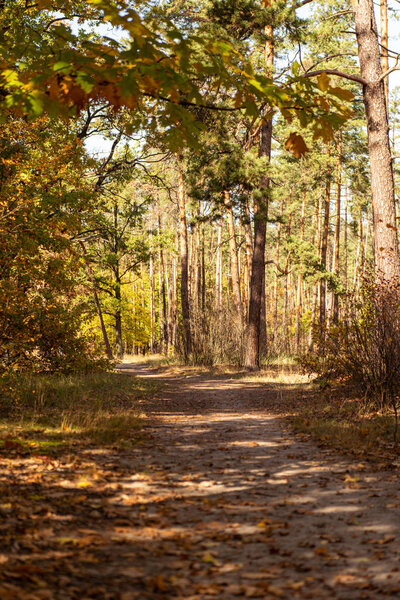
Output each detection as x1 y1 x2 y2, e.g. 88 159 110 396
0 371 161 451
121 354 180 367
289 391 400 461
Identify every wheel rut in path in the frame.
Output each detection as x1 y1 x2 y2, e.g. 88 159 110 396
116 364 400 599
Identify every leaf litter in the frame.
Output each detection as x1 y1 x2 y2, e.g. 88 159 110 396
1 364 400 599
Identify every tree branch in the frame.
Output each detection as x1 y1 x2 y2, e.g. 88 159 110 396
379 55 400 82
302 69 367 86
294 0 316 8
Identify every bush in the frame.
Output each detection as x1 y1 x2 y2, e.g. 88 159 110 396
300 275 400 414
186 304 244 366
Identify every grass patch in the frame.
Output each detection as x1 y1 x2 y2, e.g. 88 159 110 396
121 353 180 368
288 388 400 462
237 366 311 388
0 371 160 452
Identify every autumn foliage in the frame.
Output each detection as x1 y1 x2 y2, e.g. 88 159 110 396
0 117 99 372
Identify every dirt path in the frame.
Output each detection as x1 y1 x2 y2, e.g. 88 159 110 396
2 364 400 599
115 364 400 599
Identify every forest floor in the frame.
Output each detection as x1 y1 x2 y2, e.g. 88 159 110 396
1 361 400 599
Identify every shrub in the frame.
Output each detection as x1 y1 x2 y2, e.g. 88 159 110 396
300 275 400 416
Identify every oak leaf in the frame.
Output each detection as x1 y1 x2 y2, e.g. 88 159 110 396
284 133 309 158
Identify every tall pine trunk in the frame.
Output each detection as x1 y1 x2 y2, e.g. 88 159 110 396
332 133 342 323
353 0 400 281
273 196 284 352
319 147 331 325
294 191 305 351
244 5 274 369
224 191 243 324
177 160 192 358
380 0 389 107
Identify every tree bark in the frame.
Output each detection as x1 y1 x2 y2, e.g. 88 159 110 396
380 0 389 107
224 191 243 324
149 234 155 353
273 196 284 352
244 4 274 369
215 218 223 313
319 147 331 325
294 191 305 351
158 215 169 354
332 133 342 323
353 0 400 281
177 159 192 358
113 204 123 359
79 241 113 361
241 195 253 318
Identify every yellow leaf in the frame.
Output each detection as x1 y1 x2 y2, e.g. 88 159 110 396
317 71 330 92
202 552 217 564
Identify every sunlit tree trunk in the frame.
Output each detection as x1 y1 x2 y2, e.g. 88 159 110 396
79 241 113 360
353 0 400 281
380 0 389 107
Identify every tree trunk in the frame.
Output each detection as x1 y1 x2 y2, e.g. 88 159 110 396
224 191 243 324
319 147 331 325
177 160 192 358
244 6 274 369
114 275 123 359
149 236 155 353
242 195 253 318
294 191 305 351
353 0 400 281
215 218 223 313
344 181 348 291
332 133 342 323
273 196 285 352
113 204 123 359
201 202 206 312
309 193 322 349
380 0 389 107
158 215 169 354
79 241 113 360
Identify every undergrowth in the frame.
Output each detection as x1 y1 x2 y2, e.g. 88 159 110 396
290 390 400 462
0 372 160 451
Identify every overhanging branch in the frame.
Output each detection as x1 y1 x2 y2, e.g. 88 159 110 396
302 69 367 86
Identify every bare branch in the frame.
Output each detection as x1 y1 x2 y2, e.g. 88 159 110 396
304 54 358 74
380 55 400 82
302 69 367 86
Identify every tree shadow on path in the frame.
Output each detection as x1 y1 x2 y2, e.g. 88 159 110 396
1 362 400 599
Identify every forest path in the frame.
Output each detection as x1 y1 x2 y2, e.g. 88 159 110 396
2 364 400 600
113 362 400 599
